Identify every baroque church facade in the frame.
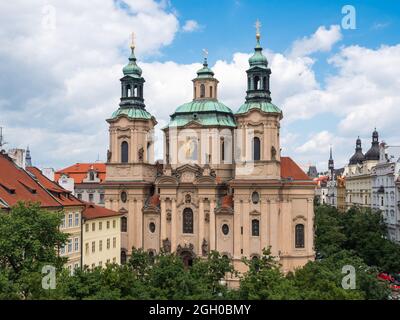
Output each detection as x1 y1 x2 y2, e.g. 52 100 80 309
103 28 315 274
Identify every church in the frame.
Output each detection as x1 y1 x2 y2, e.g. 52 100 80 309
103 25 315 274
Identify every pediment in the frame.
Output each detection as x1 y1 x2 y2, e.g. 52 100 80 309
182 120 202 129
155 175 179 186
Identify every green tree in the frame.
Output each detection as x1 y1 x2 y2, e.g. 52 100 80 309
0 202 68 299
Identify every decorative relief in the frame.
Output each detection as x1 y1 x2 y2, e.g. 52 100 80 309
204 210 210 223
181 171 195 183
166 209 172 221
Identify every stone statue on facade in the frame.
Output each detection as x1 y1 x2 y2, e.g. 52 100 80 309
162 238 171 253
201 238 208 256
107 149 112 162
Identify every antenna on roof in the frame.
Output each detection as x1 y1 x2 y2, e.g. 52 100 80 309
0 127 8 150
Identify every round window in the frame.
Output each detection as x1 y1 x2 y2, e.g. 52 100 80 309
222 224 229 235
252 191 260 204
121 191 127 203
149 222 156 233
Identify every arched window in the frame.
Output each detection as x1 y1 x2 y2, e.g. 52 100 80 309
295 224 305 248
209 86 213 98
126 84 131 97
263 76 267 90
121 141 128 163
133 85 138 97
200 84 205 98
252 137 261 161
248 77 251 90
182 208 193 234
251 219 259 236
121 250 127 264
121 216 127 232
254 76 260 90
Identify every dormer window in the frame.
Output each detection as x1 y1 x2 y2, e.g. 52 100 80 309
89 171 95 181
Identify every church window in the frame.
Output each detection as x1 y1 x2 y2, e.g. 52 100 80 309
252 137 261 161
89 171 95 181
222 224 229 235
252 191 259 204
120 191 127 203
295 224 305 248
263 76 267 90
133 85 138 97
121 250 127 264
121 141 128 163
149 222 156 233
121 216 127 232
200 84 205 98
209 86 213 98
183 208 194 234
251 219 259 236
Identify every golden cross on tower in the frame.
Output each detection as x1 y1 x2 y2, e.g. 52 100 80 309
130 32 135 49
255 19 261 39
202 48 208 59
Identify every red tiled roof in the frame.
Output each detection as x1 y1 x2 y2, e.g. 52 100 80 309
280 157 311 181
26 166 83 207
54 163 106 183
82 202 121 220
0 153 61 208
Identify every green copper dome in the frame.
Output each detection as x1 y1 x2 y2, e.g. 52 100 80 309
111 107 153 120
195 58 215 79
123 46 142 77
249 38 268 69
167 100 236 128
236 101 282 115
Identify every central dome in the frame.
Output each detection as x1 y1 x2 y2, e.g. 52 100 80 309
165 57 236 129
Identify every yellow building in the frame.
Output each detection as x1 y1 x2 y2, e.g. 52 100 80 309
82 203 122 268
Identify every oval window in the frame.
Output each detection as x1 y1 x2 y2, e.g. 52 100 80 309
252 191 260 204
149 222 156 233
121 191 127 203
222 224 229 235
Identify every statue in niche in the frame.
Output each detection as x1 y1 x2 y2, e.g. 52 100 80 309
166 209 172 221
185 194 191 204
138 147 144 162
201 238 209 256
162 238 171 253
204 211 210 223
271 146 277 160
107 149 112 162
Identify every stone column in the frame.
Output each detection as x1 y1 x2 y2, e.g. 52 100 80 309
136 199 143 248
160 198 167 245
133 129 138 162
263 123 268 161
307 197 314 256
209 199 216 251
171 198 177 253
233 198 241 259
242 200 250 257
269 199 278 256
198 198 204 255
260 198 268 251
112 129 118 163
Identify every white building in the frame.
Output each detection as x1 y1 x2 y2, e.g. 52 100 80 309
371 143 400 243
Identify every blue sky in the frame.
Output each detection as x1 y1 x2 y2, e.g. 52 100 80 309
1 0 399 172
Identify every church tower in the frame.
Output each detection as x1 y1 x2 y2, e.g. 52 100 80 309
234 20 282 180
328 146 334 180
104 34 157 261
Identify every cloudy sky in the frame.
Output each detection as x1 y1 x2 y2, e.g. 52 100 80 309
1 0 400 172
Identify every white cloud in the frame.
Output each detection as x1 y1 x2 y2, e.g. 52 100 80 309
182 19 201 32
289 25 342 57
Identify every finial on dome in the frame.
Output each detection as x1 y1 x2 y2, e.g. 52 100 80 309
255 19 261 41
130 32 135 49
202 48 209 66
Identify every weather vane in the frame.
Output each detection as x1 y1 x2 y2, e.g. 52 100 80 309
130 32 135 49
202 48 208 59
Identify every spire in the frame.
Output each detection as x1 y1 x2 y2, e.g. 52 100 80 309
329 145 333 160
195 49 214 79
25 146 32 167
328 145 334 175
123 32 142 77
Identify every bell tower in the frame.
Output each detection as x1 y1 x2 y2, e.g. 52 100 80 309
234 20 282 180
104 34 157 260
